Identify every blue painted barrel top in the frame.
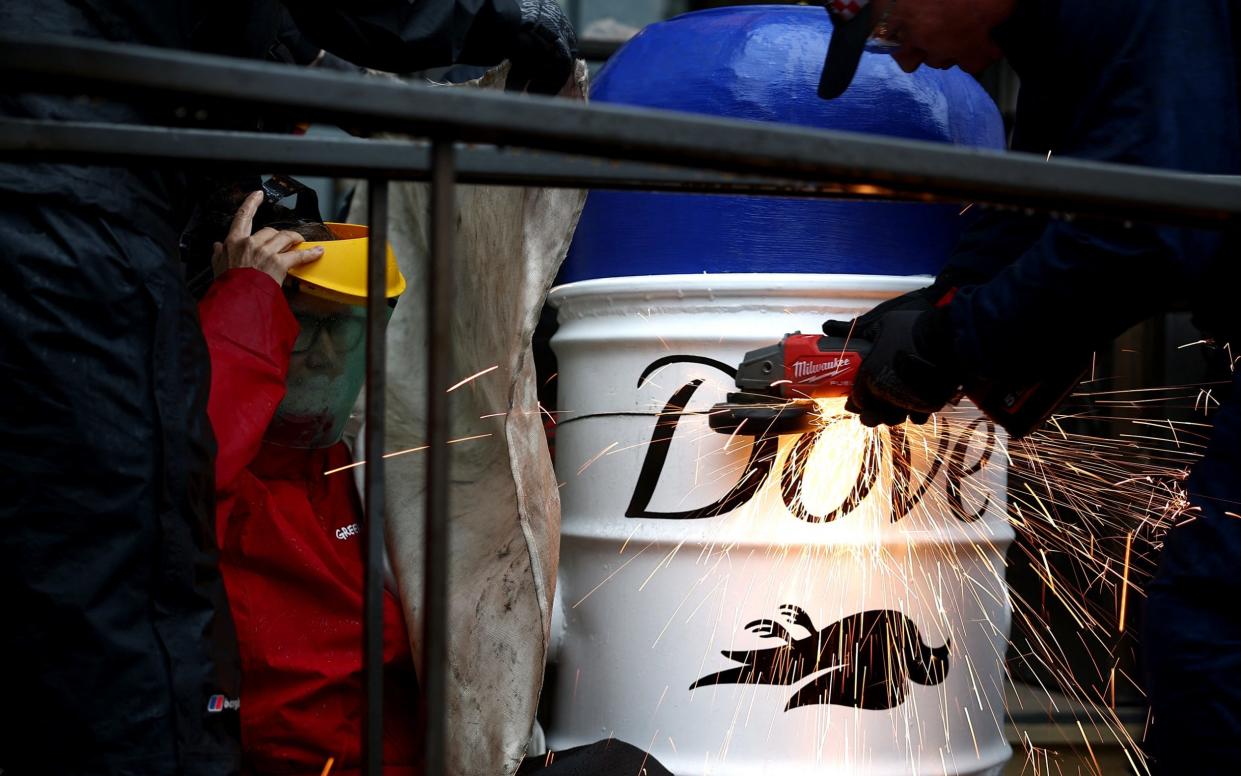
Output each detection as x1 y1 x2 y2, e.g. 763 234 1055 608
559 5 1005 283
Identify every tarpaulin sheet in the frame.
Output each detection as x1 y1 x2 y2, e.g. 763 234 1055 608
349 61 588 776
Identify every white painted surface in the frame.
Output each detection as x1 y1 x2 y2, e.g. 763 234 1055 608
546 275 1013 776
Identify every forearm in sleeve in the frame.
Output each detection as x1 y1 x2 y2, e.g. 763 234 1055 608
939 209 1048 287
199 269 299 493
946 220 1192 383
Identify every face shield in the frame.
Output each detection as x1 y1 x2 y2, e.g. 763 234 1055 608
265 293 388 449
262 222 406 449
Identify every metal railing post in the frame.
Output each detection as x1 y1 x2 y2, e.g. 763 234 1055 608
422 140 456 776
363 178 390 776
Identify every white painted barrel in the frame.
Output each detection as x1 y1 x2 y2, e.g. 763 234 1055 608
546 274 1013 776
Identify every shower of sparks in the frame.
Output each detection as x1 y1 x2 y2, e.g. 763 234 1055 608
446 364 500 392
1119 531 1134 634
557 363 1220 774
577 442 619 476
972 382 1201 773
322 433 493 475
539 401 558 427
1078 720 1102 775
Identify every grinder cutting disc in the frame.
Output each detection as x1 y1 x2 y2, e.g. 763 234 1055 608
708 332 870 436
708 394 819 436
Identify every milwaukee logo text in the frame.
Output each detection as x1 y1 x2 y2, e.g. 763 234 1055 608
792 357 852 380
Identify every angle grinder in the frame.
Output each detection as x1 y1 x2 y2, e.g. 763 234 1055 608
710 333 1085 439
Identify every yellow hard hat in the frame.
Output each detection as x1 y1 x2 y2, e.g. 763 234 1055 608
287 223 407 305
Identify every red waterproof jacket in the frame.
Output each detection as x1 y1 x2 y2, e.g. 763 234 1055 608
201 268 419 775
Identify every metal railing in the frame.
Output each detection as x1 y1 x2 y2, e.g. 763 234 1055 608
3 34 1240 776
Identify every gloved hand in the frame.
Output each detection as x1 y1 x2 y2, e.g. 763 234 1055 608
507 0 579 95
823 308 962 428
837 272 969 334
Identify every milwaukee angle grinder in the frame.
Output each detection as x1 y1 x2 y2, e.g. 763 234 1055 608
708 333 870 435
710 333 1084 438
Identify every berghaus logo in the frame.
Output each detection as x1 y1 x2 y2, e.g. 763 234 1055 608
206 695 240 713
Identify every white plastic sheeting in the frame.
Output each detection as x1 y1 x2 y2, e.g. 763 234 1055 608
349 62 588 776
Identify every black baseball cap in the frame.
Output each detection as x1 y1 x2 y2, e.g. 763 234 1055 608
819 1 880 100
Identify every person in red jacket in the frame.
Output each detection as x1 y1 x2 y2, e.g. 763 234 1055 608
199 190 415 775
201 189 678 776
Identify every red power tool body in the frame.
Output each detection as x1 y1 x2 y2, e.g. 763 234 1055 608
771 334 868 397
709 333 870 434
711 332 1085 438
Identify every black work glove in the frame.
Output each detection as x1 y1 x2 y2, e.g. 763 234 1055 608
823 308 962 428
837 271 975 334
507 0 579 95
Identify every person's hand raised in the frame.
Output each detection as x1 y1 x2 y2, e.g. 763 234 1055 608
211 191 324 286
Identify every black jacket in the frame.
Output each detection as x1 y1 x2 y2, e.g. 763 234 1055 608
942 0 1241 379
0 0 521 247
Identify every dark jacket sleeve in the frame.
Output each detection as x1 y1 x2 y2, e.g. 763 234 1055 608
280 0 522 74
943 0 1241 382
199 268 300 494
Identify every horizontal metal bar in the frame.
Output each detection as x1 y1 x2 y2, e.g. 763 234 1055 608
4 36 1241 226
0 119 913 201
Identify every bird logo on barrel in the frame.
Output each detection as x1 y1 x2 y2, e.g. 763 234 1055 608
690 605 950 711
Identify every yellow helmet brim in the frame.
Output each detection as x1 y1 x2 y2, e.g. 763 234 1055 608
286 223 407 305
